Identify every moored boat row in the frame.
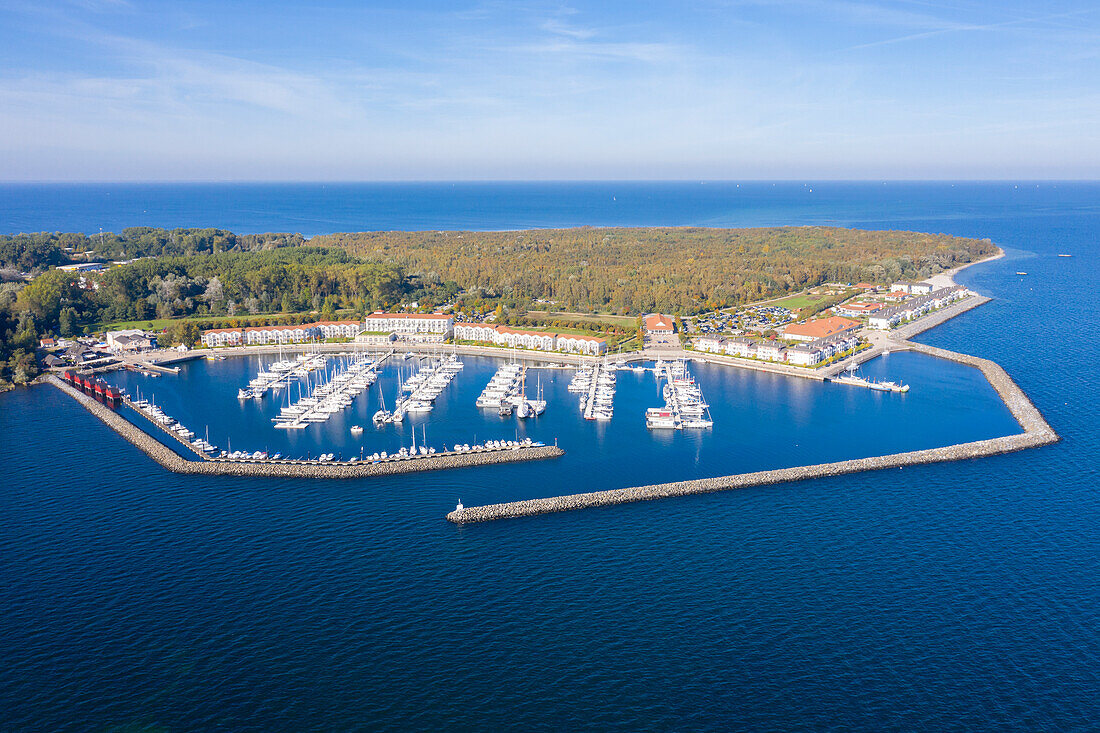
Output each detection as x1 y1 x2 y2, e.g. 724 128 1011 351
647 359 713 429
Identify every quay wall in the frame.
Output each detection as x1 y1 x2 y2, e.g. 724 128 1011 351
206 342 595 365
45 376 564 479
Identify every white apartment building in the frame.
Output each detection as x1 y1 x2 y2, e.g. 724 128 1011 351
364 312 454 335
452 322 607 355
314 320 363 339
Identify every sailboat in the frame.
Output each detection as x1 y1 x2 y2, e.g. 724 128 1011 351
516 368 531 418
531 373 547 415
373 386 392 423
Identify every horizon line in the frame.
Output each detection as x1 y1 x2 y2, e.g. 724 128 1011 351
1 178 1099 185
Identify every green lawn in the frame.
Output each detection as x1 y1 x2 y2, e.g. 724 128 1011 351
768 294 823 311
99 310 356 332
526 311 638 327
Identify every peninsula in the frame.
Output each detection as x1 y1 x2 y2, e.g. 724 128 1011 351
4 225 1055 522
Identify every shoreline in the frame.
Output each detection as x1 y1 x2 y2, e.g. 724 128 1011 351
35 240 1049 517
933 246 1006 288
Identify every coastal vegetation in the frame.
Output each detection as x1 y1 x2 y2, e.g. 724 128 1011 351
314 227 995 315
0 227 305 274
0 225 994 384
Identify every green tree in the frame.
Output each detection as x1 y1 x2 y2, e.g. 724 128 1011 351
58 306 78 336
8 348 38 384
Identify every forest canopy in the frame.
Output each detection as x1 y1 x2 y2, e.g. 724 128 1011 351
313 227 996 315
0 227 305 273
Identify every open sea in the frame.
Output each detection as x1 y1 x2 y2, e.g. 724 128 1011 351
1 182 1099 731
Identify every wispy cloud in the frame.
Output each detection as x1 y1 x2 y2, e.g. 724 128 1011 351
540 17 597 39
0 0 1097 179
837 7 1098 51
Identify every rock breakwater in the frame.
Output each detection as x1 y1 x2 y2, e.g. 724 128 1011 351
447 338 1058 524
447 431 1053 524
46 376 564 478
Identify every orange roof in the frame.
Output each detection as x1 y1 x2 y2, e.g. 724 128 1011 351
202 327 243 335
243 324 313 332
313 320 361 326
496 326 555 338
783 316 860 340
855 283 877 289
838 301 884 312
556 333 605 343
645 314 674 330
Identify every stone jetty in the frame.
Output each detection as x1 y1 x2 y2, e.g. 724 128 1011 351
46 375 564 478
890 295 991 340
447 339 1058 524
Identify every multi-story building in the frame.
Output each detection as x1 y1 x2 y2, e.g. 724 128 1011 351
724 337 756 358
314 320 363 339
453 323 498 343
782 316 860 342
452 322 607 355
364 312 454 336
201 323 323 347
200 328 244 347
694 336 725 353
644 314 675 335
494 326 557 351
786 343 824 366
892 280 935 295
556 334 607 355
868 285 969 329
243 324 319 345
756 341 787 362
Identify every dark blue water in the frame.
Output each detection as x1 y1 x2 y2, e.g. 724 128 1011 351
2 180 1098 236
2 183 1099 731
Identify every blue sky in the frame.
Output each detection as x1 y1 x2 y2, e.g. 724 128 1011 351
0 0 1097 180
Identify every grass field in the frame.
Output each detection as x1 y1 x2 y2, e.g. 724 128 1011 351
767 294 823 311
99 316 240 331
511 323 607 337
99 309 359 332
526 311 638 327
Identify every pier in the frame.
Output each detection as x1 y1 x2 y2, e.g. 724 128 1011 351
392 353 462 420
446 338 1058 524
582 361 612 420
274 350 392 429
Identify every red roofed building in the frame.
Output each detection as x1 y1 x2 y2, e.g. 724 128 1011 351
364 312 453 335
201 327 245 347
452 323 607 355
313 320 363 339
644 314 675 335
834 301 886 317
782 316 860 342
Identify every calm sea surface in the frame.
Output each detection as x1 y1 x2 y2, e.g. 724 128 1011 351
2 182 1099 731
